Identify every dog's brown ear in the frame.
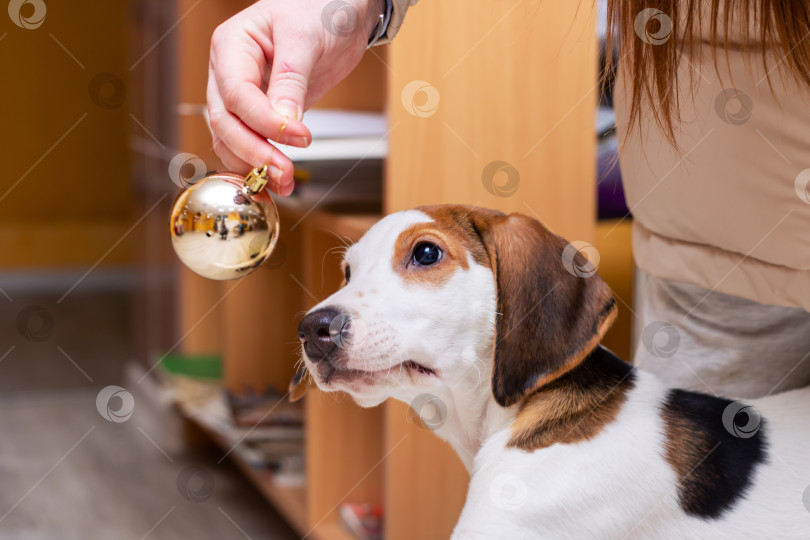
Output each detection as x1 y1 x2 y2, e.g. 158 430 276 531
288 366 309 402
471 212 617 407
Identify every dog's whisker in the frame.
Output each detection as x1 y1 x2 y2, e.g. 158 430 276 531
318 227 355 250
339 234 354 250
461 363 484 396
323 245 347 259
320 246 349 285
395 352 404 381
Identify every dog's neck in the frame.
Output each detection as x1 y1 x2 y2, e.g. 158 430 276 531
426 346 636 471
425 368 516 471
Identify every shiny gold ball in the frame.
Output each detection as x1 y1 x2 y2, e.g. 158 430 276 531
169 172 280 280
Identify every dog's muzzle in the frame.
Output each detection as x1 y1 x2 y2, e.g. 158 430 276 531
298 307 349 362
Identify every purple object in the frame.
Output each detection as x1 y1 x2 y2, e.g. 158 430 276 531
597 134 630 220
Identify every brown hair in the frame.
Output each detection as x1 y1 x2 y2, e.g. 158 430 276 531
604 1 810 144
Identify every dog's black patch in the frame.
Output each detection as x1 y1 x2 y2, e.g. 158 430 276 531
662 389 768 519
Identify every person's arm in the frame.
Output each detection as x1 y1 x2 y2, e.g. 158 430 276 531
207 0 387 195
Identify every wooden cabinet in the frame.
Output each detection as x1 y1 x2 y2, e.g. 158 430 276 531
171 1 597 538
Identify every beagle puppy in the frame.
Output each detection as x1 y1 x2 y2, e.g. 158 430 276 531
296 205 810 539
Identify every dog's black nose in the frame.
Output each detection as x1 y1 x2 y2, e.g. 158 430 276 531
298 307 343 361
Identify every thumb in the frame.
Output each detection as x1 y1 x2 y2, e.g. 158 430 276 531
266 42 316 121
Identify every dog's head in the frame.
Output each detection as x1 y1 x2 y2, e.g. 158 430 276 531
296 205 616 409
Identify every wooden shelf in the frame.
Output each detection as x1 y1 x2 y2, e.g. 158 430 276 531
314 520 359 540
183 411 316 539
226 447 308 535
184 409 362 540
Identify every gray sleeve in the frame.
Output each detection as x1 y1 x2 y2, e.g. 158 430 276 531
371 0 419 46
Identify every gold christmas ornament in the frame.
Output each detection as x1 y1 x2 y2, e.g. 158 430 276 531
169 166 280 280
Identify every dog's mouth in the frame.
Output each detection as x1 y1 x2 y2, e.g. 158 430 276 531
317 359 438 385
401 360 437 376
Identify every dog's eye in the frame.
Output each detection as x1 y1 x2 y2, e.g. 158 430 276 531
344 265 351 283
412 242 442 266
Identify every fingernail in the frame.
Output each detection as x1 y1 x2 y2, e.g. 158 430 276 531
280 182 295 197
268 164 283 183
272 99 302 121
298 136 310 148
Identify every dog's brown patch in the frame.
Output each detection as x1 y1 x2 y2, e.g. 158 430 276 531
390 206 492 286
508 347 635 450
662 403 714 506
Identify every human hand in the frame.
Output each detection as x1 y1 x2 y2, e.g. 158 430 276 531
208 0 383 195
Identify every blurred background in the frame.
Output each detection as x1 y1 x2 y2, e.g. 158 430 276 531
0 1 633 539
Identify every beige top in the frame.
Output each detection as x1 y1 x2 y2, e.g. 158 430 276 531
381 1 810 311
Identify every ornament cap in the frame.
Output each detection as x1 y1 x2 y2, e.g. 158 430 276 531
244 165 270 194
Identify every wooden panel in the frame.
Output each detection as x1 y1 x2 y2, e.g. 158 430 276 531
386 0 597 241
1 0 130 223
177 0 254 106
384 401 469 540
221 205 304 394
129 0 185 369
179 114 222 169
302 218 384 529
314 50 388 112
384 2 598 538
177 265 224 355
595 219 635 360
0 222 131 267
306 391 384 529
2 0 131 269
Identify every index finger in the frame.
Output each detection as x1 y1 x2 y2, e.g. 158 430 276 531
210 26 311 148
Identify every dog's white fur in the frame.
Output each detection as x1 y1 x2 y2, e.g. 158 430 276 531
301 209 810 539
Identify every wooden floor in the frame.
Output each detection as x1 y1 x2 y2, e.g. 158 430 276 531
0 388 298 540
